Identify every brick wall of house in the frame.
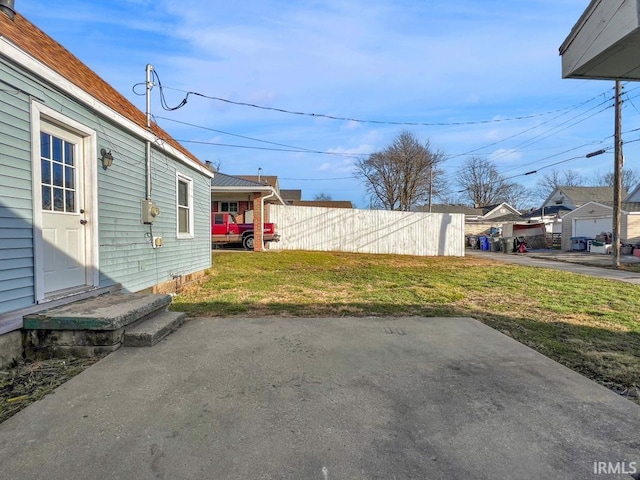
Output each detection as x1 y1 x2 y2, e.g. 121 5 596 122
253 192 263 252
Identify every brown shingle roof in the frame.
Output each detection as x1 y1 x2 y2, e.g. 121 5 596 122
0 12 201 165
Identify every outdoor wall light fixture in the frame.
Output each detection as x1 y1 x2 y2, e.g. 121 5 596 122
100 148 114 169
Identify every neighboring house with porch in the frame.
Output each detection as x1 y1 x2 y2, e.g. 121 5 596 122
0 7 213 338
210 172 285 249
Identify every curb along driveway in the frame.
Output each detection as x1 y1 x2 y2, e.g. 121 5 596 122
1 317 638 480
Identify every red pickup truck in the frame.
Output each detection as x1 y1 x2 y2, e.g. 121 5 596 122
211 212 280 250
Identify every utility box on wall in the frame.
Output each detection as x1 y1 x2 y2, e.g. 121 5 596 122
141 199 160 224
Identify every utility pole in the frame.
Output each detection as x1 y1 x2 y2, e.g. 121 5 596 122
145 64 154 201
612 80 623 267
428 166 433 213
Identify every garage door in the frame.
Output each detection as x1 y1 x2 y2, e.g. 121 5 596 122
574 217 612 237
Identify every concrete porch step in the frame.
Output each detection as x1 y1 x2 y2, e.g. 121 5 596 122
22 293 182 358
123 309 187 347
23 293 172 331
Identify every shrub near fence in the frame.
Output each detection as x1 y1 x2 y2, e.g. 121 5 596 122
268 205 465 257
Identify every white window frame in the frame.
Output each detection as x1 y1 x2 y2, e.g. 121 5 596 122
176 173 194 239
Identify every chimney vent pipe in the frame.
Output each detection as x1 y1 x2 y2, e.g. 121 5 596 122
0 0 15 20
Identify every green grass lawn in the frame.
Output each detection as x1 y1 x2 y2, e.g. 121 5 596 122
172 250 640 402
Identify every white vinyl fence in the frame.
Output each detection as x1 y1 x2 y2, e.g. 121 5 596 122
269 205 465 256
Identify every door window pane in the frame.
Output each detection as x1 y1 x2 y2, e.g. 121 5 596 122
65 166 75 189
53 163 63 187
65 191 75 212
53 188 64 211
41 159 51 184
42 186 51 210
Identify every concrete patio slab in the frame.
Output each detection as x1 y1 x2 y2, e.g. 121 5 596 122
0 317 638 480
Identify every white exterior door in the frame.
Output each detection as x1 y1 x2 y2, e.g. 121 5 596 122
39 124 88 294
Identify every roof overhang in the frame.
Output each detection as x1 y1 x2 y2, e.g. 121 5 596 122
560 0 640 80
0 35 213 178
211 185 285 205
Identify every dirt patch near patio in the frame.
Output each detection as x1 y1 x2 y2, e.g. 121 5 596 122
0 356 105 424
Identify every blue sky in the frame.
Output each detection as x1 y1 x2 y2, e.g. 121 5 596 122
18 0 638 208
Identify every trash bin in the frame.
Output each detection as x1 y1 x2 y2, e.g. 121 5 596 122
479 236 490 251
501 237 515 253
489 238 501 252
570 236 588 251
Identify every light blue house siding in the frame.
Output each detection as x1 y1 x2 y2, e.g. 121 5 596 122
0 48 211 320
0 56 35 313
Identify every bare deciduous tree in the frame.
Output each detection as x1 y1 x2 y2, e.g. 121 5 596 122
503 183 533 211
355 131 446 211
205 159 222 172
590 168 640 194
313 193 333 201
456 157 523 207
533 169 584 201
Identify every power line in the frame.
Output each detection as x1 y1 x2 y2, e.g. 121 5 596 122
171 138 364 157
154 80 613 127
143 68 633 188
279 176 355 181
154 115 361 157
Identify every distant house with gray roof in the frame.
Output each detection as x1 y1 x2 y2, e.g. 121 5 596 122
543 186 624 210
281 189 302 205
420 203 522 235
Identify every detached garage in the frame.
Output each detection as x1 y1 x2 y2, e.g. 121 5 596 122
561 201 640 250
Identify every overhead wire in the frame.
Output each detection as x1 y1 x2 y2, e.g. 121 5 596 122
145 67 615 127
169 138 365 157
154 115 361 157
142 68 638 197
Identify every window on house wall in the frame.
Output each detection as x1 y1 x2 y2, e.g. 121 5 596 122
220 201 238 213
176 173 194 238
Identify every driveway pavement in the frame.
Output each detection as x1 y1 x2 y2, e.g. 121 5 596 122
468 249 640 285
1 317 638 480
